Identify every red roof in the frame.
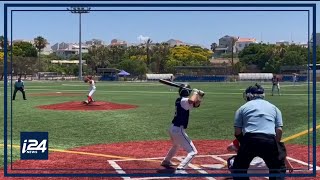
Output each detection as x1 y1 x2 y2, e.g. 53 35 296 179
237 38 256 42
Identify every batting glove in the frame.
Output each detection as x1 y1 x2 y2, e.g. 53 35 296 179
198 90 205 97
192 89 199 95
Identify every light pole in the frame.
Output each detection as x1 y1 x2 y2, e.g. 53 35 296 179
68 7 90 80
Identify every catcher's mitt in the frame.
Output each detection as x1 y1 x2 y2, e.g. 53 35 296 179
84 78 89 83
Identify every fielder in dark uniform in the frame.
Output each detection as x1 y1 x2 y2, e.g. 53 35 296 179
271 75 281 96
232 83 286 180
161 84 204 173
12 77 26 100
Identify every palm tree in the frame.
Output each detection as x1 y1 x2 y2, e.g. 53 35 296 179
210 42 217 52
33 36 48 75
145 38 152 67
230 37 238 75
273 44 287 58
159 43 170 73
152 43 170 73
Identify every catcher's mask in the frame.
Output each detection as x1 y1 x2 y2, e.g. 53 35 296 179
179 84 192 97
243 83 265 101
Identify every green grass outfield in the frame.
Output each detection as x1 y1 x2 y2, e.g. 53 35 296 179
0 81 319 167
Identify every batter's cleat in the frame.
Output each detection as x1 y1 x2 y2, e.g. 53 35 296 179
161 160 177 167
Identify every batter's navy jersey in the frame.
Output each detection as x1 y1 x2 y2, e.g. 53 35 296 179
172 97 193 129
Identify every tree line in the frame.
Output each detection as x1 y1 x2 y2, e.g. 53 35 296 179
236 43 319 73
0 35 212 76
1 35 319 77
0 35 48 78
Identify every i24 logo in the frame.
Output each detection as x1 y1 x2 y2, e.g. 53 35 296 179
20 132 48 160
22 139 47 154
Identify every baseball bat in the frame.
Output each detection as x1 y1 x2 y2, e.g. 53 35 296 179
159 79 192 91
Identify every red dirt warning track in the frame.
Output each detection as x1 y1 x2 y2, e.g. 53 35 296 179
37 101 138 111
0 140 319 180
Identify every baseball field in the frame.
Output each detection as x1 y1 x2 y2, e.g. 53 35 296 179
0 80 319 179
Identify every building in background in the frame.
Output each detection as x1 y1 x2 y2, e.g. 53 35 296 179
85 39 105 46
51 42 69 51
110 39 127 47
276 40 290 46
41 42 52 55
166 39 186 47
12 39 34 45
52 43 89 59
213 35 256 57
310 33 320 47
218 35 238 52
235 38 257 52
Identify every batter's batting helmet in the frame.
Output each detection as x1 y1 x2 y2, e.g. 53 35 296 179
243 83 265 101
179 84 192 97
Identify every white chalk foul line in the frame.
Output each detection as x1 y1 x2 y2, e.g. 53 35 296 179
130 177 173 180
175 157 215 180
286 157 320 171
107 154 319 180
110 155 231 162
108 160 131 180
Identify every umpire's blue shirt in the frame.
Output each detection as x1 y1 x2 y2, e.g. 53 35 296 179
234 98 283 135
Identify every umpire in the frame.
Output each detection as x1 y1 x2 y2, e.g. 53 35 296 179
12 77 26 100
232 83 286 180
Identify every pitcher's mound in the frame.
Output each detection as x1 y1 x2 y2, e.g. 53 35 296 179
37 101 138 111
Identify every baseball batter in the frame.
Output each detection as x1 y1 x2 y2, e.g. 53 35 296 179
161 84 204 173
84 76 96 104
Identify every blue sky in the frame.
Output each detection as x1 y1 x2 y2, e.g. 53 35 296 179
0 1 319 48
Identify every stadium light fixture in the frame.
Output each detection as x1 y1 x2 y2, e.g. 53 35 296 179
68 7 91 80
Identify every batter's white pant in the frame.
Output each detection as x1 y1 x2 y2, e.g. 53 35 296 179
89 87 96 97
163 124 198 169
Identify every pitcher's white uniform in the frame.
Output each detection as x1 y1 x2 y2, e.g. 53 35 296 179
84 78 96 104
162 97 198 171
89 79 96 97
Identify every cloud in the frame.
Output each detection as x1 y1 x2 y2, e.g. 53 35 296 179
137 35 150 43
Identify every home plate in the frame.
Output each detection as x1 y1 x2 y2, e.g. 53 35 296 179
201 164 225 169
